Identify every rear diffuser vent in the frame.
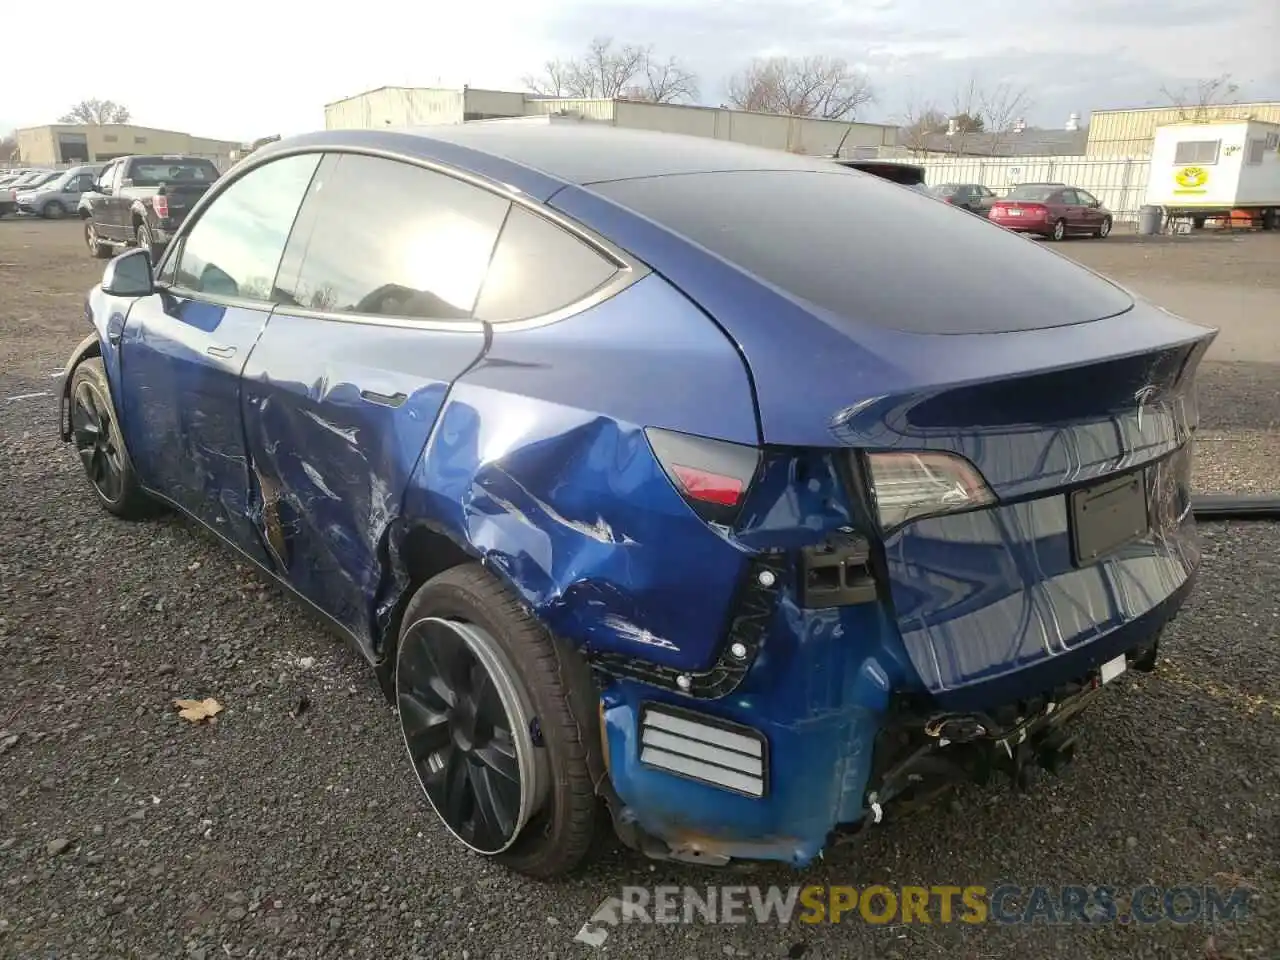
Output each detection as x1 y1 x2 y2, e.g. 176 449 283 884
638 703 767 798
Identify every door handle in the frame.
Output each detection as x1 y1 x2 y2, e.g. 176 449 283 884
360 389 407 408
206 344 236 359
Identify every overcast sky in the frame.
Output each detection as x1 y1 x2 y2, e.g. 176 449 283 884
3 0 1275 142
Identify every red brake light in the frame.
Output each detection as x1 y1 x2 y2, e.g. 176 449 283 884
669 464 745 507
646 428 760 526
153 194 169 218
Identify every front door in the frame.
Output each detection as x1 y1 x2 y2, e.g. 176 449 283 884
117 152 323 567
1076 189 1103 231
239 152 506 645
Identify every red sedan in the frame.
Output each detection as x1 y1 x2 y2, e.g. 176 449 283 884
988 183 1113 240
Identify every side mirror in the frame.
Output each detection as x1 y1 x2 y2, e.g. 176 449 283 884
102 248 155 298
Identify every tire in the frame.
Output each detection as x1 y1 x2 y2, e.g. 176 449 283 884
1095 217 1112 239
68 358 157 520
42 200 66 219
1049 219 1066 241
135 221 155 258
85 221 111 259
394 564 603 879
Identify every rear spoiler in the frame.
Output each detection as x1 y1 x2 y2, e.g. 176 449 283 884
833 159 927 188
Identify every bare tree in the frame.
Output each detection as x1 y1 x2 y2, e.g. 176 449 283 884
624 53 699 104
0 132 17 163
58 99 131 124
943 77 982 155
726 56 874 120
1161 73 1241 119
898 98 948 155
523 37 698 103
941 77 1033 155
978 81 1034 154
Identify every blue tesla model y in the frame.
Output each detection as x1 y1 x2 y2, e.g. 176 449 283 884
59 124 1215 877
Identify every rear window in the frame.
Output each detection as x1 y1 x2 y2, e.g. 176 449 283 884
591 170 1132 335
1005 185 1059 202
128 158 219 186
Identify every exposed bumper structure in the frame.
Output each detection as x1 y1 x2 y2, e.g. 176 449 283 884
594 454 1200 868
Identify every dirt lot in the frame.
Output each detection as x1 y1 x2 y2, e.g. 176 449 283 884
1 220 1277 959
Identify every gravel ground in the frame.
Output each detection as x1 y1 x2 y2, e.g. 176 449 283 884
1 219 1277 959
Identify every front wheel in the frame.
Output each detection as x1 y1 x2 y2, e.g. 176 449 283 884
42 200 66 219
69 358 158 520
1095 217 1112 239
394 564 604 878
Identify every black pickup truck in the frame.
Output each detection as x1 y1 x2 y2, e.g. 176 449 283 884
82 154 220 260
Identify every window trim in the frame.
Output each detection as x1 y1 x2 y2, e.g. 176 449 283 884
157 152 326 316
155 142 648 334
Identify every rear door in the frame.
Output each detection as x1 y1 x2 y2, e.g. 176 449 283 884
101 160 128 241
239 152 505 644
1058 188 1086 231
118 152 323 568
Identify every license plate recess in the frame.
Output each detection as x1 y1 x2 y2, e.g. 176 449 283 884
1070 471 1149 566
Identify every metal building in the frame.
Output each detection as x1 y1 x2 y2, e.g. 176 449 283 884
14 123 243 168
1086 102 1280 157
323 86 898 158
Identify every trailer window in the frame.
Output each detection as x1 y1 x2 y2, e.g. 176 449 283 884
1246 139 1266 165
1174 140 1220 165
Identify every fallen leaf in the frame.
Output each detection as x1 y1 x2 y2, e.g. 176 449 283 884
173 698 223 723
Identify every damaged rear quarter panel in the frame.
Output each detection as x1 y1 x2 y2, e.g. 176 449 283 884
398 275 760 672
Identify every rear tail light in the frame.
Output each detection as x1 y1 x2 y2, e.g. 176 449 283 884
646 427 760 526
866 451 995 531
153 194 169 218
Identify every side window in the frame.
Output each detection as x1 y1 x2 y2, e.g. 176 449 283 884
473 205 620 323
108 163 124 192
1056 189 1078 205
174 153 320 301
97 162 115 191
277 154 510 320
1174 139 1220 165
1076 190 1098 206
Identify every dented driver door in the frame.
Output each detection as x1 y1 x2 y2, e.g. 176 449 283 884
237 152 508 648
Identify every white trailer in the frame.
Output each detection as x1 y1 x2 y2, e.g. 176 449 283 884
1144 119 1280 229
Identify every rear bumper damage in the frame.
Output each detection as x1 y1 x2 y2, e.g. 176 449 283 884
592 453 1198 869
596 583 1183 868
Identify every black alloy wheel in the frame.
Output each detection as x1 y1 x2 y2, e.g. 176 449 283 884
396 617 543 855
71 379 125 504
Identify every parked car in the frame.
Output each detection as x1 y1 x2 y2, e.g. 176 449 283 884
59 126 1213 878
988 183 1114 240
834 159 936 196
15 164 103 218
1 169 56 216
932 182 998 215
82 154 220 259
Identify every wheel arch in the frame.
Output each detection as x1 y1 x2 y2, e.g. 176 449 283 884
58 333 105 441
